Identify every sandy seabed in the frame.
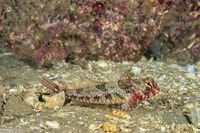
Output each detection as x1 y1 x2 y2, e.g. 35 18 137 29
0 52 199 132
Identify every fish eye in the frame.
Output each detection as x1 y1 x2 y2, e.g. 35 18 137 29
145 80 153 88
47 41 51 46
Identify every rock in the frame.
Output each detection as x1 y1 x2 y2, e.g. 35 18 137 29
8 89 17 94
24 92 46 110
184 73 197 80
168 64 185 71
24 91 65 110
42 91 65 109
160 126 165 132
196 61 200 72
157 74 166 81
89 124 101 131
162 109 188 124
52 112 70 118
120 126 132 132
186 64 195 73
30 124 42 130
131 66 142 74
46 121 60 129
103 123 118 132
184 103 197 109
109 124 118 132
191 107 200 127
96 60 108 68
103 123 109 132
4 94 34 116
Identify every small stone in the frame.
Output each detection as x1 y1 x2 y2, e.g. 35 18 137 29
184 72 197 80
161 126 165 132
191 107 200 127
109 124 118 132
178 97 181 100
78 121 85 125
89 124 98 131
184 103 197 109
24 92 46 110
168 64 185 71
103 123 110 132
197 74 200 78
96 60 108 68
120 126 132 132
122 61 129 65
186 64 195 73
141 100 150 106
119 119 129 123
52 112 70 118
89 123 102 131
46 121 60 129
196 61 200 72
42 91 65 109
30 124 41 130
157 74 166 81
43 73 50 77
5 94 34 116
102 123 118 132
138 127 147 132
131 66 142 74
8 89 17 94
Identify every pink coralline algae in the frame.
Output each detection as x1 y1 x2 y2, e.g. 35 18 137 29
0 0 199 64
0 0 171 64
150 0 200 63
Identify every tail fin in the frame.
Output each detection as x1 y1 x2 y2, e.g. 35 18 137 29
41 77 60 93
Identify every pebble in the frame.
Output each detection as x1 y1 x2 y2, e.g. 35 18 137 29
122 61 129 65
109 124 118 132
120 126 132 132
168 64 185 71
52 112 70 118
138 127 147 132
24 92 43 110
184 72 197 79
141 100 150 106
103 123 118 132
43 73 50 77
178 86 188 94
191 107 200 127
196 61 200 72
197 74 200 78
103 123 109 132
161 126 165 132
186 64 195 73
119 119 129 124
24 91 65 110
30 124 41 130
96 60 108 68
46 121 60 129
131 66 142 74
9 89 17 94
157 74 166 81
42 91 65 109
184 103 197 109
178 97 181 100
89 124 100 131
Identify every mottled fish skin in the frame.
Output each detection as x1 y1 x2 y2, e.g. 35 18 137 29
41 71 160 110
